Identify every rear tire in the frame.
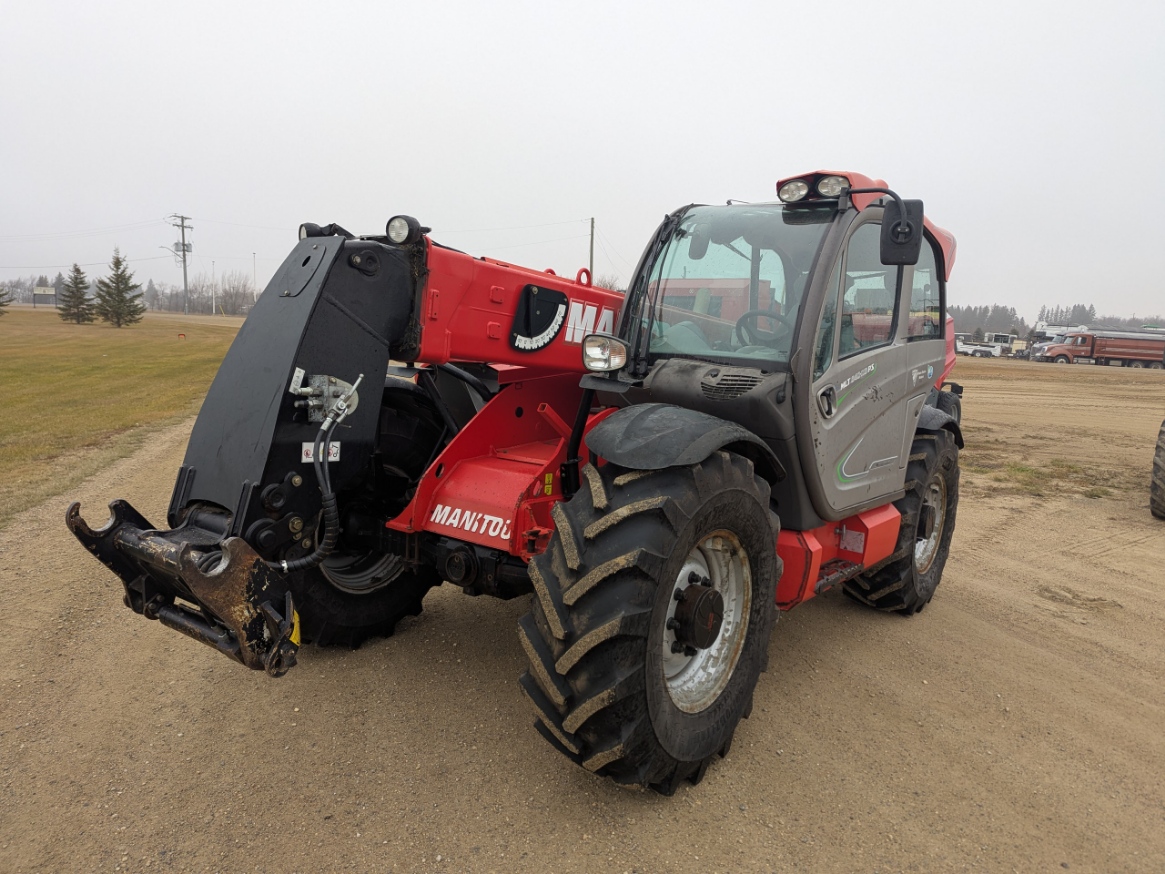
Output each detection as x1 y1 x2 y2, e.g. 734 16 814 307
935 389 962 425
519 452 777 794
1129 360 1145 369
1152 419 1165 521
845 430 959 614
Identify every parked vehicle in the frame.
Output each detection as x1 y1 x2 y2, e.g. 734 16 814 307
66 171 963 794
1152 418 1165 520
984 332 1018 354
1032 322 1088 342
957 340 1002 357
1037 331 1165 368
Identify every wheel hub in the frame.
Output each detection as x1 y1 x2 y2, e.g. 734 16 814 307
914 477 947 574
662 531 752 713
669 580 725 652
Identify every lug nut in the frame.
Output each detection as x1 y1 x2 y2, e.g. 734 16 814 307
666 618 681 631
674 587 686 602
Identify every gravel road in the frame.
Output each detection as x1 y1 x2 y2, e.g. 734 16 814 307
2 359 1163 873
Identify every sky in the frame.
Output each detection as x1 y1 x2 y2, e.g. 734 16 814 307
2 0 1162 323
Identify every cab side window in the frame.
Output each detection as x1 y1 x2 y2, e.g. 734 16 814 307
908 236 942 340
812 267 841 380
839 222 899 358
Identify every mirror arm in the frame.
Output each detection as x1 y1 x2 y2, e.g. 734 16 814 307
845 187 911 241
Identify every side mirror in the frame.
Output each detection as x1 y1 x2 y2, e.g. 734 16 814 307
879 198 924 265
688 223 711 260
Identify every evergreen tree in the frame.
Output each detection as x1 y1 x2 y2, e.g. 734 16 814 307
58 263 97 324
0 284 12 316
94 249 146 327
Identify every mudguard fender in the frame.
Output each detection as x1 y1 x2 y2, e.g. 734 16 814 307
585 403 786 485
917 404 964 448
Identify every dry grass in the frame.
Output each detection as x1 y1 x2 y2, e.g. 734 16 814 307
0 308 240 528
962 449 1132 499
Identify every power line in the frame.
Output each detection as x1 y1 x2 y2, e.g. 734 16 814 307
593 235 623 278
476 233 590 252
444 218 590 234
192 217 295 233
0 218 167 242
597 229 635 270
0 255 174 270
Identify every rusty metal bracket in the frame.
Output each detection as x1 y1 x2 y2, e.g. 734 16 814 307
67 501 299 676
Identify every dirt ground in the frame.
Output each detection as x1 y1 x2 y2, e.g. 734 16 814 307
2 358 1163 873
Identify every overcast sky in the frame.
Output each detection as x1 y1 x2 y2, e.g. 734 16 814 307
2 0 1162 323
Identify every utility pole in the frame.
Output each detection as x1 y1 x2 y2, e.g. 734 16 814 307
211 260 216 315
253 253 257 300
589 217 595 277
168 214 193 314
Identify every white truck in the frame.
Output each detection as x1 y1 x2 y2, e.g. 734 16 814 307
955 335 1004 357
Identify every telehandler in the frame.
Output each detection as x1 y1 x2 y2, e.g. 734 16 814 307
69 171 962 793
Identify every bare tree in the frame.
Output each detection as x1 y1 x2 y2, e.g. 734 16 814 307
593 272 623 292
217 271 255 315
186 273 213 315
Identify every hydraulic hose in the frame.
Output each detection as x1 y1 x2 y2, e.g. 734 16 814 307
271 419 340 574
265 373 363 575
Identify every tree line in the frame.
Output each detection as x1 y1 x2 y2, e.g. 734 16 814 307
948 302 1164 340
0 251 257 323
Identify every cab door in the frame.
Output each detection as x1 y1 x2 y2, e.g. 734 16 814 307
799 215 941 517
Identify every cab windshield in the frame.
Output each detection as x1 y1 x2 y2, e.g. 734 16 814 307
637 203 836 366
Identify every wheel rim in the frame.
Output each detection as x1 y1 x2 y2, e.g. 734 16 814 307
662 530 751 713
914 476 948 574
320 550 404 594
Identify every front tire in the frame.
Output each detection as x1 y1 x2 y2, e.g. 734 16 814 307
1055 355 1070 364
286 383 444 647
287 563 439 647
519 452 777 794
845 429 959 614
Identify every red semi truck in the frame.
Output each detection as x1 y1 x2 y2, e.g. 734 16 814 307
1037 330 1165 369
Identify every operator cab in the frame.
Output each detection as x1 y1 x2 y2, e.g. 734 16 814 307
590 171 955 529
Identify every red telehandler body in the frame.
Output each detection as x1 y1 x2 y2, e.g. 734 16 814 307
69 172 962 793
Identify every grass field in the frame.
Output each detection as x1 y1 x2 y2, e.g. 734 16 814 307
0 307 241 528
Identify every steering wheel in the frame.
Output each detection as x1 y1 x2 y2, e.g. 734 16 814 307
734 309 794 347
